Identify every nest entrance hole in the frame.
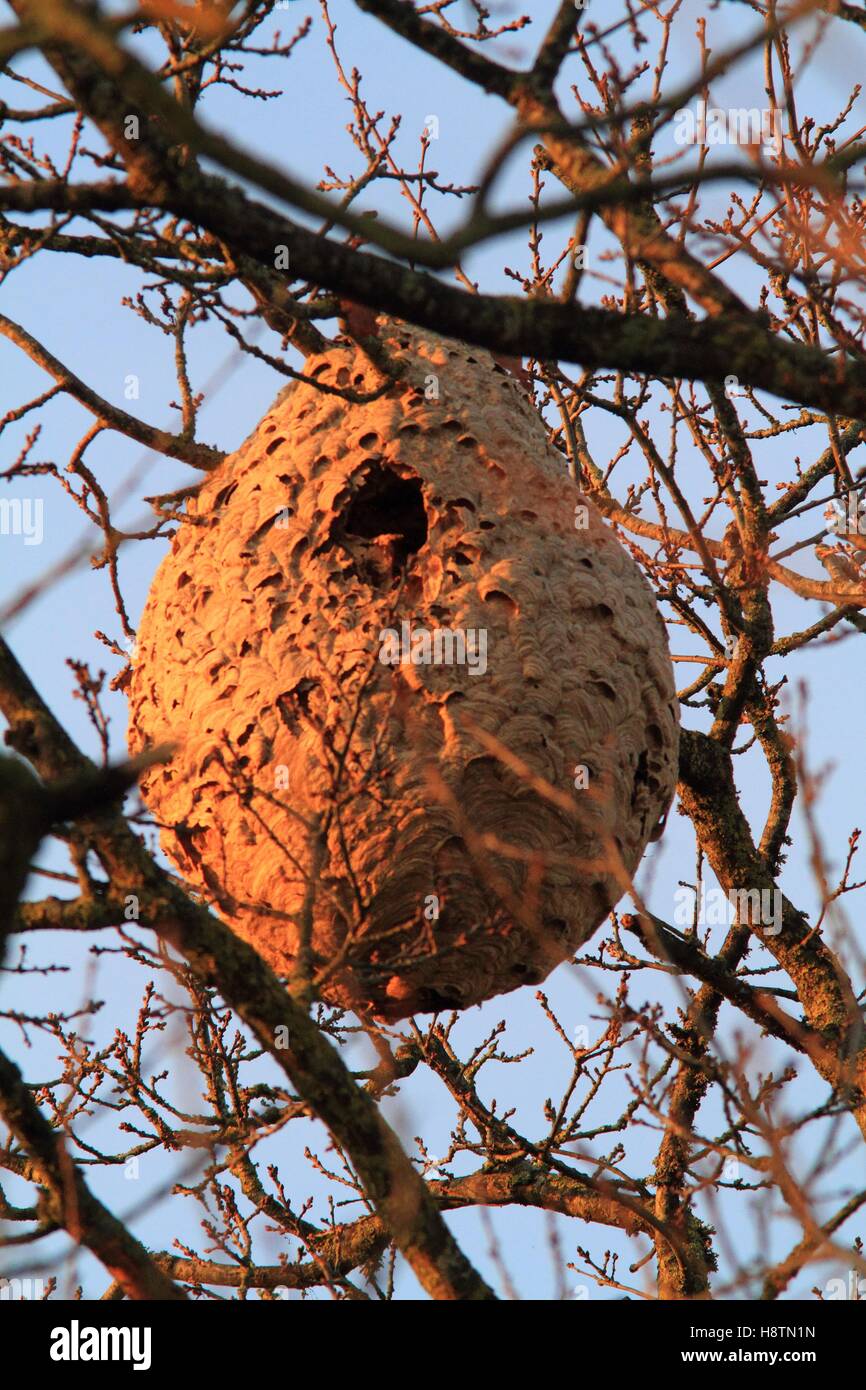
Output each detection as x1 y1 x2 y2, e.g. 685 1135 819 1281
340 464 428 579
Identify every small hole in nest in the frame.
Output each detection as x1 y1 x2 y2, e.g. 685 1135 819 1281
590 679 617 702
591 602 615 621
482 589 517 617
631 750 652 809
544 917 569 939
213 481 238 509
511 962 542 983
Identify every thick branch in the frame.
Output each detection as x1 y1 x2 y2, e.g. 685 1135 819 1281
0 1046 186 1299
0 636 495 1301
678 728 866 1131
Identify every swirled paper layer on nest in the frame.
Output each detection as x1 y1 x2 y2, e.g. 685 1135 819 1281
127 320 679 1019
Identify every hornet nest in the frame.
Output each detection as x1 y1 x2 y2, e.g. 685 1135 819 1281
127 317 679 1020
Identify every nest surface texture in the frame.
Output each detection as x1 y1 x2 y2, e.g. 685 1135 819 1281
128 319 679 1020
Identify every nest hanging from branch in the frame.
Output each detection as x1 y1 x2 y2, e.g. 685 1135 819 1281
127 319 679 1020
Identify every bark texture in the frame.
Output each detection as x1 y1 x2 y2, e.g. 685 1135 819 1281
128 319 679 1018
